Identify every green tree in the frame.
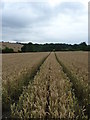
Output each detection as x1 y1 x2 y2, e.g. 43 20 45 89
2 47 14 53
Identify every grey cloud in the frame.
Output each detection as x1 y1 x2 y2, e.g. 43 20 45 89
53 2 86 16
2 1 88 44
2 2 52 29
59 2 84 10
2 2 85 29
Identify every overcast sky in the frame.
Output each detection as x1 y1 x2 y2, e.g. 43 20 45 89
1 0 88 44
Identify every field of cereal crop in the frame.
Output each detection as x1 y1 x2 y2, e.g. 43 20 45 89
2 52 89 119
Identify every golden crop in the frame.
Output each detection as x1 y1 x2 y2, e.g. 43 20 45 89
2 52 88 119
56 52 88 85
11 52 87 119
2 53 49 83
2 52 49 112
56 52 89 117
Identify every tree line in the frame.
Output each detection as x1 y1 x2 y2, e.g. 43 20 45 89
1 42 90 53
21 42 90 52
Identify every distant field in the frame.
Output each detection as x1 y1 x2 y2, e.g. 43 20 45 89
0 42 23 52
2 52 89 119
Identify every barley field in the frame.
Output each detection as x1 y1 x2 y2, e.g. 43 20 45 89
56 52 89 109
56 52 88 84
2 52 49 114
2 52 89 119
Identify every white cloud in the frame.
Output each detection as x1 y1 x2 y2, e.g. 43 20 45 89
1 0 88 44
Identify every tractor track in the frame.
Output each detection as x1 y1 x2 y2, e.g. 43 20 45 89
54 52 89 119
2 52 51 119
